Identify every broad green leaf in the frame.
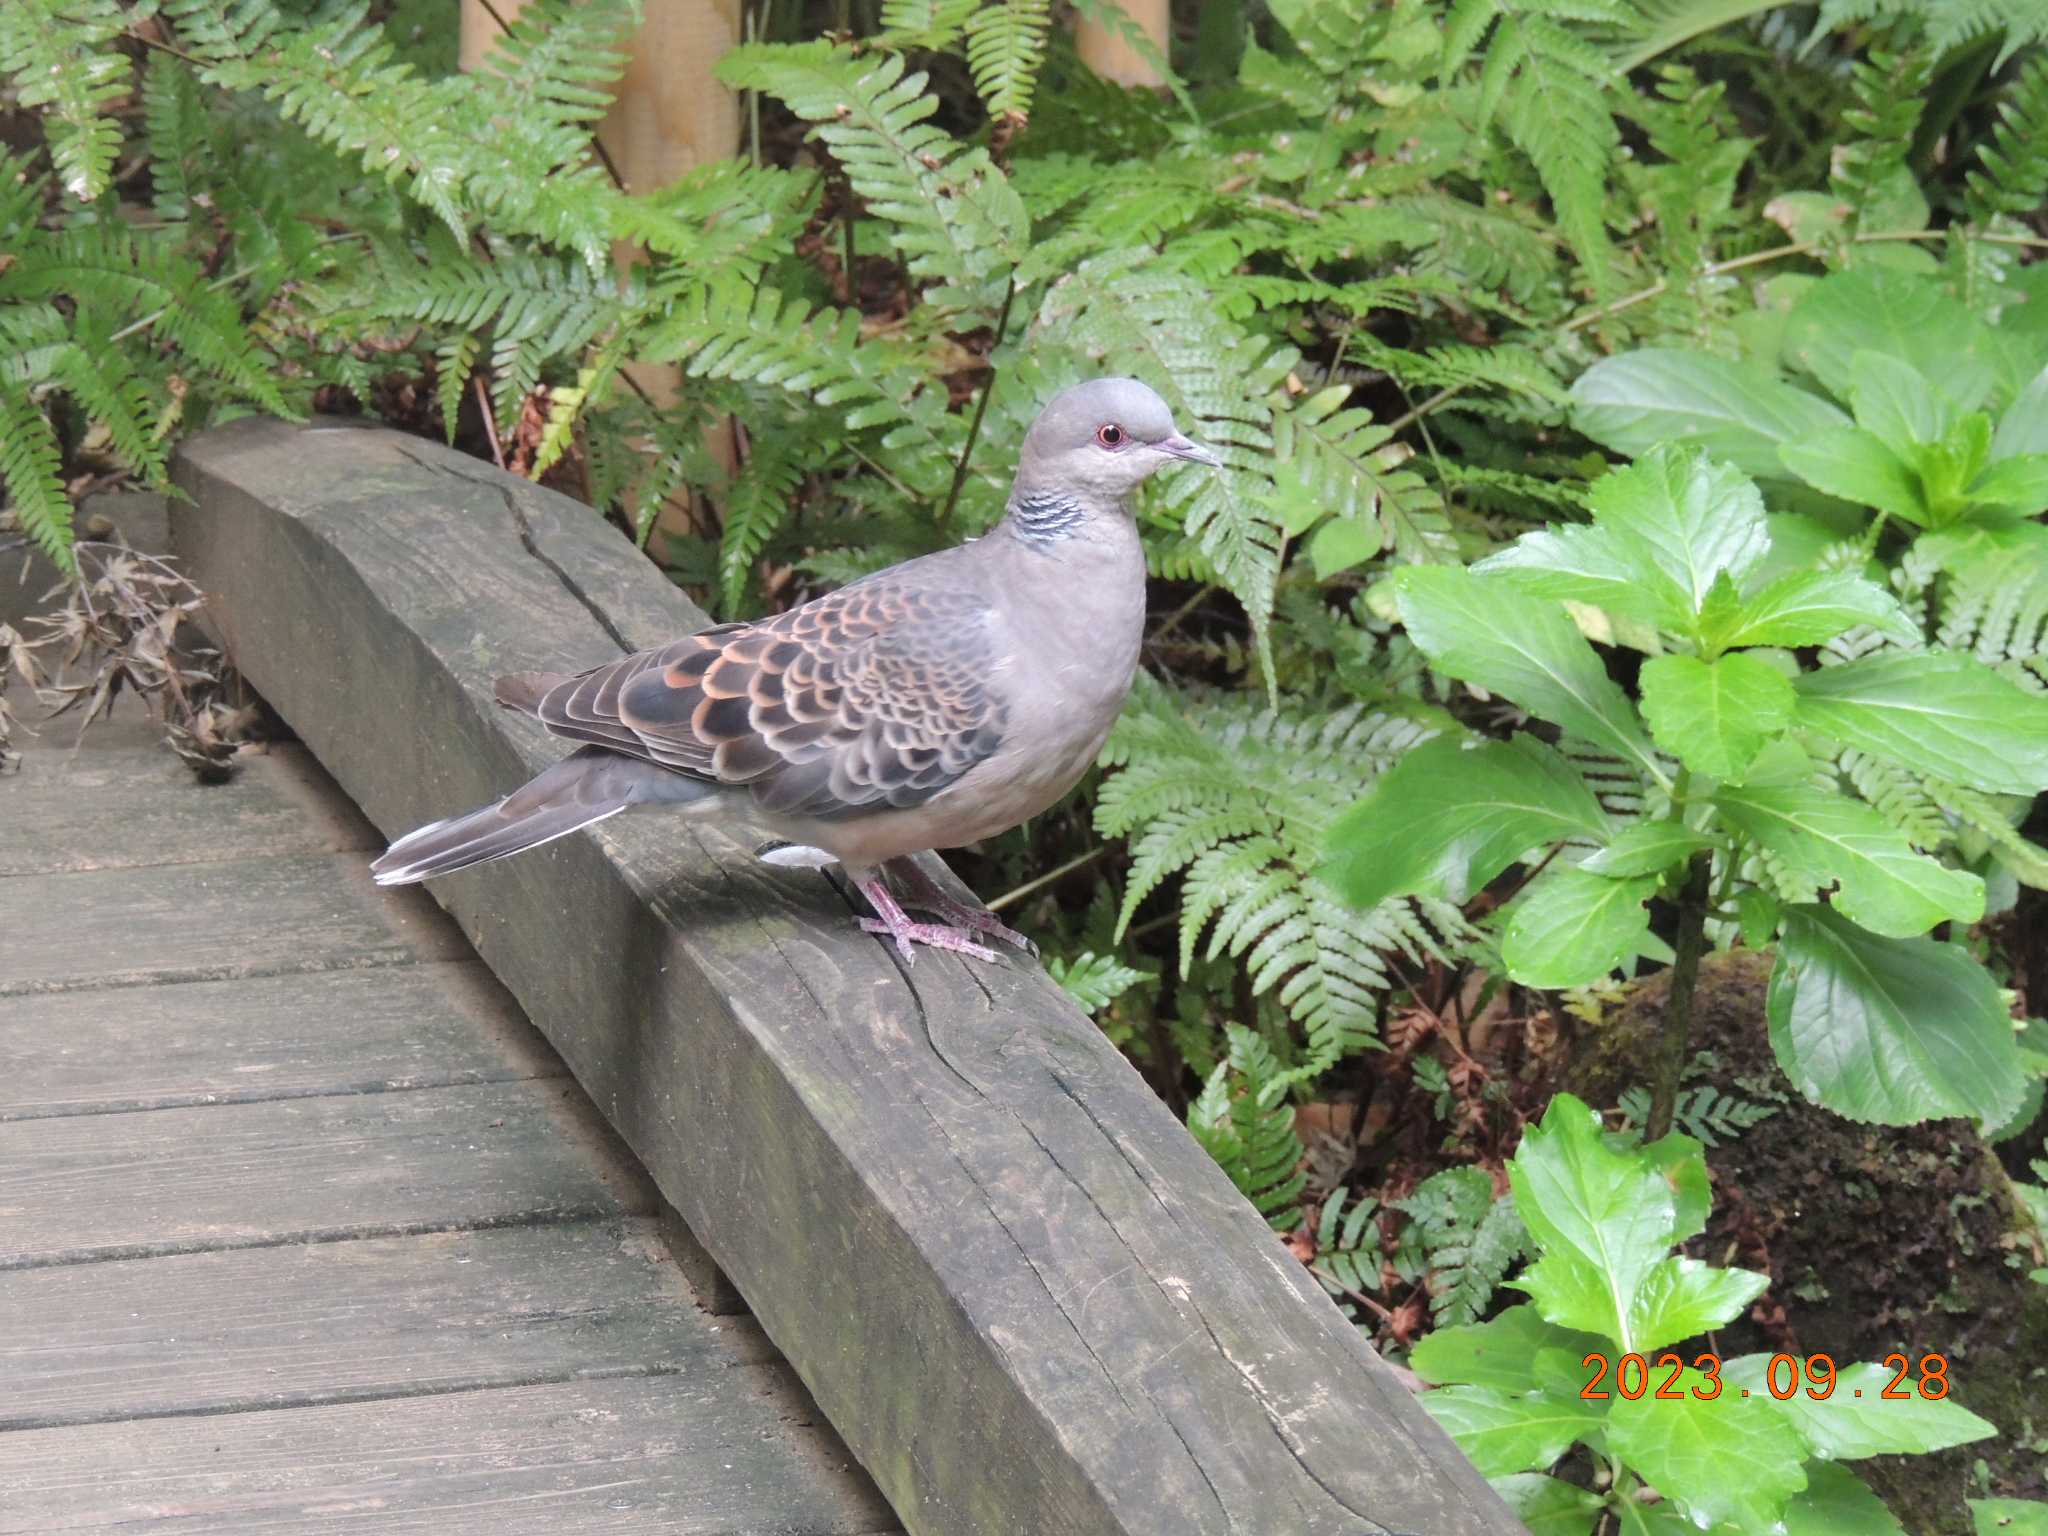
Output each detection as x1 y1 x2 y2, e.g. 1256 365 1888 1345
1581 822 1715 879
1323 735 1608 910
1779 427 1929 525
1782 270 2000 412
1918 412 1996 519
1475 447 1769 634
1627 1257 1769 1351
1793 651 2048 796
1784 1463 1905 1536
1507 1094 1673 1350
1421 1385 1604 1477
1637 1133 1711 1244
1992 368 2048 461
1848 350 1951 445
1722 1357 1997 1459
1606 1370 1807 1536
1306 513 1381 578
1769 905 2025 1126
1395 567 1664 783
1491 1473 1605 1536
1703 569 1914 650
1972 1498 2048 1536
1736 887 1782 947
1968 452 2048 514
1714 784 1984 937
1501 867 1657 989
1570 348 1851 481
1409 1304 1597 1392
1639 653 1795 782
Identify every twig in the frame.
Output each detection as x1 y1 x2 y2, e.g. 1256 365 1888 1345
1149 582 1218 645
475 377 507 470
988 844 1112 914
1646 848 1713 1143
940 276 1016 523
1308 1267 1396 1325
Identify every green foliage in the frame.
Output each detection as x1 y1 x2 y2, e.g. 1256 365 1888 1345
1327 446 2036 1123
1188 1024 1309 1228
1414 1095 1996 1534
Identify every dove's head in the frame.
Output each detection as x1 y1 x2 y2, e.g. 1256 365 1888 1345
1015 377 1221 504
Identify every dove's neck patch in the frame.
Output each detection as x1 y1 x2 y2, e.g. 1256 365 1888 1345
1008 490 1089 545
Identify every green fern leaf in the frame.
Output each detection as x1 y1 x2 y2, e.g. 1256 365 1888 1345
963 0 1051 120
0 374 74 572
0 0 132 202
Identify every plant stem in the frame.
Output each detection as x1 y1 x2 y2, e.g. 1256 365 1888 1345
988 844 1111 913
939 275 1016 523
1647 848 1713 1143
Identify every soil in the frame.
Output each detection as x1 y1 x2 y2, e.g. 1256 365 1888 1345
1563 947 2047 1535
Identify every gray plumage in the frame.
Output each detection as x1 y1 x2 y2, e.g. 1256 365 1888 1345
372 377 1219 961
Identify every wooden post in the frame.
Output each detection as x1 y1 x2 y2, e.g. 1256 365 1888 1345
460 0 742 545
1074 0 1171 88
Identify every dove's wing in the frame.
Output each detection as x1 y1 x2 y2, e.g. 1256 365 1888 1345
524 570 1008 822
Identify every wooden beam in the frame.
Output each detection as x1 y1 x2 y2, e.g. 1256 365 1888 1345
170 419 1528 1536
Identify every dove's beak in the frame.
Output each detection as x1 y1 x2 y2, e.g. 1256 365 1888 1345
1160 433 1222 468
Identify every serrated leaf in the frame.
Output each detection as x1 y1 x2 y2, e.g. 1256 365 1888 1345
1639 652 1795 783
1581 822 1715 879
1714 784 1984 938
1606 1370 1807 1535
1570 349 1851 480
1626 1257 1769 1351
1501 866 1656 989
1476 446 1769 637
1768 905 2025 1126
1491 1473 1605 1536
1410 1305 1599 1392
1395 567 1663 784
1793 651 2048 796
1783 269 2000 412
1849 350 1952 446
1507 1094 1673 1350
1704 569 1914 650
1323 734 1608 910
1723 1357 1997 1459
1779 427 1931 525
1968 451 2048 513
1421 1385 1604 1477
1784 1463 1905 1536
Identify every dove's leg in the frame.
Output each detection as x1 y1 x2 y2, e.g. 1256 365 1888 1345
852 870 998 965
881 856 1038 956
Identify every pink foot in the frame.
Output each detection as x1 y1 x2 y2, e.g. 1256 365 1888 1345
854 872 1000 965
880 856 1039 957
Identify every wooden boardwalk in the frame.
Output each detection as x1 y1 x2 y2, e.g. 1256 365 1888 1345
0 700 897 1535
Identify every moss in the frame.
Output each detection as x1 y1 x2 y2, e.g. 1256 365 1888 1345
1562 948 2048 1533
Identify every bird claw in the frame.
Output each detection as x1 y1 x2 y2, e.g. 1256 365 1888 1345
858 916 999 965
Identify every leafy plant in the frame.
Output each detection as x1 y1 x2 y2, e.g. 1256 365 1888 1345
1414 1094 1999 1535
1325 445 2040 1135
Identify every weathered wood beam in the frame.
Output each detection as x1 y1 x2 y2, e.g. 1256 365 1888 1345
170 419 1525 1536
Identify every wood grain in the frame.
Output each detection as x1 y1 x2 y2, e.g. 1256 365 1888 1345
0 963 561 1120
0 1371 899 1535
170 418 1524 1536
0 851 467 995
2 742 378 876
0 1218 777 1429
0 1081 653 1270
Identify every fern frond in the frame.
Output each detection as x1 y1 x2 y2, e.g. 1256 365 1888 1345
0 374 73 572
1838 748 1951 848
0 0 131 201
1189 1024 1309 1229
718 427 809 615
963 0 1051 121
718 41 1026 307
876 0 980 49
1966 54 2048 224
1831 44 1932 235
1506 52 1619 298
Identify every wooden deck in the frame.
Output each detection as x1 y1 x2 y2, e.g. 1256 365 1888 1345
0 700 897 1535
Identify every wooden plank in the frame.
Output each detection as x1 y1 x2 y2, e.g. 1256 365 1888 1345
171 418 1524 1536
0 1218 778 1429
0 1371 899 1535
3 741 379 876
0 852 467 996
0 1080 653 1270
0 962 562 1121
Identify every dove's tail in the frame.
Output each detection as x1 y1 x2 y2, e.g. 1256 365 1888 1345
371 745 714 886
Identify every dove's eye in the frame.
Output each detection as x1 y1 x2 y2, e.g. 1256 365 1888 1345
1096 423 1126 448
